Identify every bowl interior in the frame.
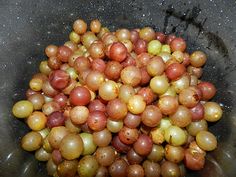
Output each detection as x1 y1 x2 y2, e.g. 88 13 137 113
0 0 236 176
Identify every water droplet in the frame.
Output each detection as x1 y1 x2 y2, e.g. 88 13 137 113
98 6 105 12
219 103 224 107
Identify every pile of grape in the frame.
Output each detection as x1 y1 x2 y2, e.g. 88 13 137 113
12 19 223 177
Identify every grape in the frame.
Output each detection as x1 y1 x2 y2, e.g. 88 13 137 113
105 61 123 80
118 126 139 145
137 87 155 105
78 155 99 177
124 112 141 128
146 56 165 76
51 149 63 165
170 105 192 127
179 87 201 108
143 160 161 177
70 106 89 125
150 75 169 95
165 63 186 80
80 132 97 155
87 111 107 131
190 51 207 67
57 46 72 62
48 126 69 149
95 166 109 177
139 27 155 42
184 148 205 170
57 160 78 177
170 37 186 52
69 86 91 106
49 70 70 90
116 28 131 41
95 146 116 166
109 158 128 177
93 128 112 147
134 39 147 54
127 148 144 165
109 42 127 62
121 66 142 87
98 80 119 101
203 102 222 122
12 100 33 118
107 119 123 133
156 32 166 43
141 105 162 127
130 30 139 43
164 126 187 146
21 131 42 151
89 41 105 59
119 84 135 103
127 164 145 177
189 102 204 121
133 134 153 156
171 73 190 93
111 136 131 153
165 144 185 163
147 144 165 162
127 95 146 114
158 96 179 115
197 82 216 100
46 158 57 176
86 71 105 91
161 161 181 177
35 147 51 162
196 131 217 151
136 53 152 67
106 98 128 120
59 134 84 160
186 119 208 136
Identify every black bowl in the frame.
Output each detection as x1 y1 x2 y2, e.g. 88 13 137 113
0 0 236 176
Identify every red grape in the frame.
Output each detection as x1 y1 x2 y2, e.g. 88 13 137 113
118 126 139 145
109 42 127 62
87 111 107 131
57 46 72 62
106 98 128 120
170 37 186 52
49 70 70 90
165 63 186 80
69 86 91 106
197 82 216 101
133 134 153 156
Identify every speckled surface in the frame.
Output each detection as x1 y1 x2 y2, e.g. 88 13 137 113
0 0 236 176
